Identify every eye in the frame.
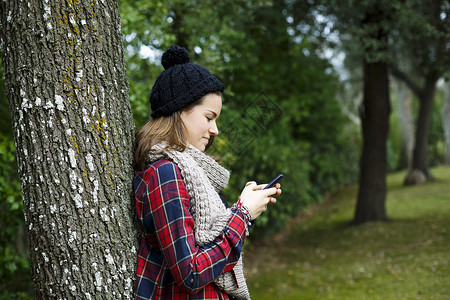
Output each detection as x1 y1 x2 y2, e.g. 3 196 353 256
206 116 212 121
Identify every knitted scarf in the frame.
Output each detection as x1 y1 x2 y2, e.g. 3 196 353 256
147 143 251 300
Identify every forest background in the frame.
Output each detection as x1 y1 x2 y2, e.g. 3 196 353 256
0 0 449 298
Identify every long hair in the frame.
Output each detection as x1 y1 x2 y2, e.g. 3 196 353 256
134 111 188 170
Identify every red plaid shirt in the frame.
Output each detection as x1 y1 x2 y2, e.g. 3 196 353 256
134 159 248 299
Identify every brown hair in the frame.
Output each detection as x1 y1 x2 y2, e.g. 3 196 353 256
135 111 187 170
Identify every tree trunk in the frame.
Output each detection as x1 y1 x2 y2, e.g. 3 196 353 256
0 1 138 299
354 61 390 224
408 74 439 181
442 82 450 164
394 79 414 169
390 69 441 184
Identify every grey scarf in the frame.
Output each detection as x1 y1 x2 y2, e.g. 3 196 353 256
147 144 251 300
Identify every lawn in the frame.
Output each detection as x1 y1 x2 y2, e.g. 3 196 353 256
244 166 450 300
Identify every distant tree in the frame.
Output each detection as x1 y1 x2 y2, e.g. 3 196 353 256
444 81 450 164
389 0 450 184
315 0 393 223
353 3 391 224
0 1 138 298
314 0 448 221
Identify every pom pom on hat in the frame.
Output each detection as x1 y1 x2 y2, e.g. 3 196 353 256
150 45 225 118
161 45 190 69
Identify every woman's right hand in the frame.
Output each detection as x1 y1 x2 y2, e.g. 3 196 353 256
239 181 282 220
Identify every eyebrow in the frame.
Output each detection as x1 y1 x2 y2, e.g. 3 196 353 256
207 110 218 118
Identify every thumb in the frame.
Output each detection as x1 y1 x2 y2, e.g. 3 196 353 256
242 181 257 194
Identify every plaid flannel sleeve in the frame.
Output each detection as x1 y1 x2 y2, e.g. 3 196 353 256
142 160 247 294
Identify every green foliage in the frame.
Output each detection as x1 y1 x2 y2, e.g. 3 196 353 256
387 87 447 171
0 137 32 298
0 59 32 300
1 0 446 297
200 2 359 236
120 0 360 237
391 0 450 78
119 0 172 128
0 0 446 297
320 0 397 63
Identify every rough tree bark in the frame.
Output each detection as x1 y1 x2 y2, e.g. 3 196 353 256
0 0 138 299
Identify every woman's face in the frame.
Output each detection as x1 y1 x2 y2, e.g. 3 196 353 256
181 93 222 152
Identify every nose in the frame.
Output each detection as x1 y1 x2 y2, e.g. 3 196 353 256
209 121 219 136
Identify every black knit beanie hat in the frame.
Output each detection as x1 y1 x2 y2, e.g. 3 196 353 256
149 45 225 118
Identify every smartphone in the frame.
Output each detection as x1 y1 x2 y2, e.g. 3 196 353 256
263 174 283 189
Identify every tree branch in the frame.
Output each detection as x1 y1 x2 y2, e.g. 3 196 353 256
389 64 423 97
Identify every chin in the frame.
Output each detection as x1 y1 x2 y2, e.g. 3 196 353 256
192 144 206 152
205 136 214 151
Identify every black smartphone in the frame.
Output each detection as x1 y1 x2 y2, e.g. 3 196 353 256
263 174 283 189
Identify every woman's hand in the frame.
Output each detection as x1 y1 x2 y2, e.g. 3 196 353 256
239 181 282 220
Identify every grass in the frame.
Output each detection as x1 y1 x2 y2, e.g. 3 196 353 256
244 165 450 300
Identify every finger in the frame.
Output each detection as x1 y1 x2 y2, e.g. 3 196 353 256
268 187 282 196
263 187 278 196
258 182 282 190
255 183 267 190
275 188 282 196
243 182 259 193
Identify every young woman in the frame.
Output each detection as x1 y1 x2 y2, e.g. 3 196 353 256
133 45 281 300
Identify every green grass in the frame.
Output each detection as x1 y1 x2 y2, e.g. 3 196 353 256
244 166 450 300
